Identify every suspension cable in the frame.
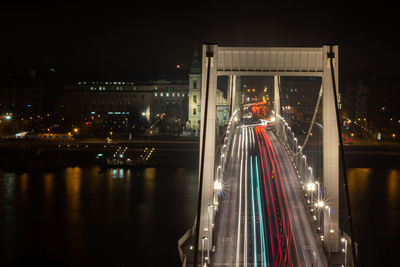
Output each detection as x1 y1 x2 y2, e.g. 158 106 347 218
276 84 323 157
328 46 358 267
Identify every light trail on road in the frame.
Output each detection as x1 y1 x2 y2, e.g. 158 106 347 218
213 124 326 267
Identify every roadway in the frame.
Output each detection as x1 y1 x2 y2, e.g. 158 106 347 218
212 124 327 267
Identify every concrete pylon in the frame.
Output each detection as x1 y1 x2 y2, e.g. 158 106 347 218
228 75 240 117
322 45 339 252
198 44 218 252
274 75 281 134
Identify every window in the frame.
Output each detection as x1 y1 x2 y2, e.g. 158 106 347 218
193 81 197 89
193 95 197 104
155 92 158 97
193 108 197 115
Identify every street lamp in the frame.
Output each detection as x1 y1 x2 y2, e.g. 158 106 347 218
302 155 307 180
297 145 301 167
341 237 348 267
201 236 210 266
307 181 316 208
308 167 314 207
308 166 313 182
325 205 332 254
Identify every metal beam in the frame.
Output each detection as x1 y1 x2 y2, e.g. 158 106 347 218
217 71 323 77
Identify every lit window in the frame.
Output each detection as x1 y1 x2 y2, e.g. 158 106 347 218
160 93 164 97
177 93 180 97
166 93 169 97
172 93 175 97
155 93 158 97
182 93 185 97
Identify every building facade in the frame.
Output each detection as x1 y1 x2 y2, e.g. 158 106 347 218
187 49 230 134
64 80 189 134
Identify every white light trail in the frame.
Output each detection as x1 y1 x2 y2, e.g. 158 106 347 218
236 127 244 267
244 127 248 266
231 127 237 158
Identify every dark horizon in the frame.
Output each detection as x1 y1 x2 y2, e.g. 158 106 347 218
1 2 399 84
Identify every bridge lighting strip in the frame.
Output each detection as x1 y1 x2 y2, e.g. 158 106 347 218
244 127 248 265
250 155 258 267
231 126 238 158
237 128 242 159
255 155 268 266
236 128 244 267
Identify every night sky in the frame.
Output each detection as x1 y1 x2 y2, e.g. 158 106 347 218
1 2 399 82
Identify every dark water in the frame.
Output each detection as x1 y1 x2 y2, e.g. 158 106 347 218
0 160 400 266
0 166 198 267
348 168 400 267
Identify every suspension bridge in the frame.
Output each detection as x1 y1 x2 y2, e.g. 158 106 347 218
179 44 357 267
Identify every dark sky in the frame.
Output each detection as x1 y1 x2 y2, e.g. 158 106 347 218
1 2 399 82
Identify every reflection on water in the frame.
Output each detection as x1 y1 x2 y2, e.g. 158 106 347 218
387 169 400 209
43 173 54 200
0 166 198 267
20 173 29 202
65 167 82 224
347 167 400 267
1 164 399 266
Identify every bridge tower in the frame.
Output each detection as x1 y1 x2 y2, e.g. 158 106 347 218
194 44 341 264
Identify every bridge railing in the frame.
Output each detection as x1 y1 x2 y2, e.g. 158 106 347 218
199 108 240 266
273 103 356 266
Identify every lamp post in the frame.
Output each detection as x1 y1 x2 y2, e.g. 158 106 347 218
341 238 348 266
297 145 301 168
326 205 331 256
307 181 316 209
201 236 210 266
73 127 79 142
208 203 213 241
302 155 307 182
309 167 314 207
316 181 321 228
5 115 11 137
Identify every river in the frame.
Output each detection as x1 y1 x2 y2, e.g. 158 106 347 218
0 148 399 266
